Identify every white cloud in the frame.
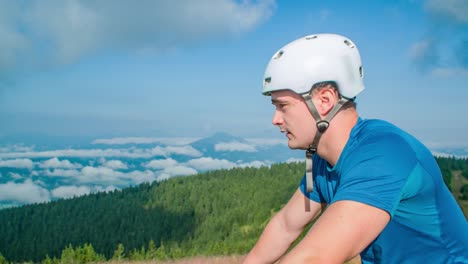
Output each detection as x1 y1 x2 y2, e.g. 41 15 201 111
39 157 82 169
43 168 81 178
145 158 178 169
425 0 468 23
0 158 34 169
102 160 128 170
79 166 122 184
214 142 257 152
40 163 157 185
0 2 29 71
78 166 158 185
186 157 236 171
157 165 198 181
151 146 202 157
51 185 91 199
0 145 203 159
125 170 158 184
0 179 50 204
238 160 268 168
0 144 34 153
286 157 303 163
0 0 275 69
92 137 199 145
51 184 120 199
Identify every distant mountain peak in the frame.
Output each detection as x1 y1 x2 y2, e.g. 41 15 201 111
190 132 248 154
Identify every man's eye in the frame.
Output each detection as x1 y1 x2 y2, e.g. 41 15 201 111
276 104 287 110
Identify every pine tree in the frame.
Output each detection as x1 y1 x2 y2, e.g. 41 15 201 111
59 245 75 264
146 240 157 260
111 243 126 261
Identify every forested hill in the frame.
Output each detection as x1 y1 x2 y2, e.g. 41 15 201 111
0 157 467 263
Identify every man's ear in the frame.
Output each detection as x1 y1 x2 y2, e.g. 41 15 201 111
312 88 339 116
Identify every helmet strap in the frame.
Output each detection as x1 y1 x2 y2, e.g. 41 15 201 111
301 93 350 193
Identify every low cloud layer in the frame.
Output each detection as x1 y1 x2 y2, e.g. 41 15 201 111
51 185 91 199
186 157 236 170
0 179 50 204
0 145 202 159
0 158 34 169
215 142 257 152
0 135 294 207
101 160 128 170
39 157 82 169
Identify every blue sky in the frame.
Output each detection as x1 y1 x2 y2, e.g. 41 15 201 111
0 0 467 147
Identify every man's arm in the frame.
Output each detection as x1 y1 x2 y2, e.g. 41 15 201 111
243 188 324 264
279 200 390 264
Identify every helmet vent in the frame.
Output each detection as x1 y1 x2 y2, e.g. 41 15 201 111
264 77 272 85
273 50 284 59
344 39 355 48
359 66 363 78
305 35 317 40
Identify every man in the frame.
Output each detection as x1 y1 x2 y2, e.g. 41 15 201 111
243 33 468 263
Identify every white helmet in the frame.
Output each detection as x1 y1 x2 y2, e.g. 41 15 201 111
262 33 364 99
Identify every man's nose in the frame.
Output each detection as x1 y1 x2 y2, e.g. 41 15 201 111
272 110 283 126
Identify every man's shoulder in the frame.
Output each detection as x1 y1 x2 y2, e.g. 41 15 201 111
355 118 401 134
348 118 421 163
353 118 411 145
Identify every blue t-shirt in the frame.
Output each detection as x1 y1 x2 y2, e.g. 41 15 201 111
299 118 468 263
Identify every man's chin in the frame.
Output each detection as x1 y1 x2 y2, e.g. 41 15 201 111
287 141 307 150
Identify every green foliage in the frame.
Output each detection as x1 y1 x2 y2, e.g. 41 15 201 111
111 243 126 261
154 241 169 260
0 158 466 263
0 252 7 264
74 243 105 263
41 255 59 264
146 240 157 260
462 167 468 180
435 157 468 190
128 246 145 261
461 184 468 200
55 244 105 264
59 245 75 264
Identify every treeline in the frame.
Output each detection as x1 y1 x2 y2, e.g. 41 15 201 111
0 240 209 264
0 157 467 263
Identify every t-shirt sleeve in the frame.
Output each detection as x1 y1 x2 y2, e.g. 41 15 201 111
332 133 417 217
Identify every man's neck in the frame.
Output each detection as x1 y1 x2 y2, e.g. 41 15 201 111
317 109 359 167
